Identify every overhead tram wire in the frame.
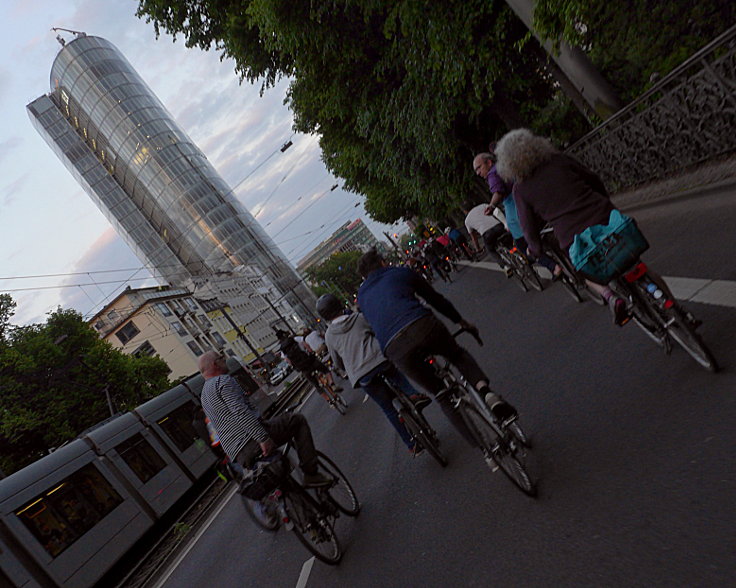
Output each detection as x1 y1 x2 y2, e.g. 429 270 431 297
270 181 343 241
229 134 295 194
285 199 363 260
263 176 332 228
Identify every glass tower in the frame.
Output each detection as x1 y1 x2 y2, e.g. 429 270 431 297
27 34 315 348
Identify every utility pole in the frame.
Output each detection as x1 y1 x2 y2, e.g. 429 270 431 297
504 0 624 119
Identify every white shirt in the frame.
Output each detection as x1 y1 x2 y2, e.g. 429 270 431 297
465 204 502 236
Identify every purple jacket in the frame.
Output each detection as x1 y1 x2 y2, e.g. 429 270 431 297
514 154 614 258
487 164 511 196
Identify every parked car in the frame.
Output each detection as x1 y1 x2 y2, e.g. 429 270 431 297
269 363 289 385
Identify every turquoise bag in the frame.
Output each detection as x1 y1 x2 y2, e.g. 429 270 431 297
569 209 649 284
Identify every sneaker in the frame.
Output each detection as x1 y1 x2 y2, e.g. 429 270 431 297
608 297 630 326
484 392 518 424
303 471 333 487
408 394 432 411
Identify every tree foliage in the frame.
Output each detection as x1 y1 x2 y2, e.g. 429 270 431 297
0 302 171 475
136 0 733 223
305 250 363 302
137 0 581 223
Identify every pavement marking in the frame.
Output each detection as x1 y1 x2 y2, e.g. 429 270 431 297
459 261 736 309
295 557 316 588
363 393 370 403
154 484 239 588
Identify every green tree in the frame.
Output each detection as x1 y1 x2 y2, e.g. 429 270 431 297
136 0 581 223
305 250 363 302
0 303 171 475
0 293 16 344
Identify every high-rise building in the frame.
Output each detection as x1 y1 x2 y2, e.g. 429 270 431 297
27 33 316 348
296 218 386 273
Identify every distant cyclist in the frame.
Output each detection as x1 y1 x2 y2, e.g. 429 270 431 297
317 294 431 456
462 200 511 277
356 249 518 444
275 329 342 395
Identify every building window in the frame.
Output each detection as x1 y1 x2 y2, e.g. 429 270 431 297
155 302 172 316
133 340 156 357
212 332 227 346
185 298 198 311
171 321 187 336
226 349 236 357
187 341 203 356
115 321 140 345
94 320 105 331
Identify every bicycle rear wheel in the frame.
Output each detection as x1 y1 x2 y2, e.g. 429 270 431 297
316 451 360 516
506 421 531 449
283 490 342 564
518 256 544 291
400 410 448 467
459 403 536 497
664 307 719 371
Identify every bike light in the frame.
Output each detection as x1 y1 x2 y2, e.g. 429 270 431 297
664 299 675 309
624 262 648 282
509 247 518 253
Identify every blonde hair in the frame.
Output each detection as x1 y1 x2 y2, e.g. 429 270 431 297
495 129 558 183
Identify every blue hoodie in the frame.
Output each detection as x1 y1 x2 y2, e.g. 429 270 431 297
357 266 462 351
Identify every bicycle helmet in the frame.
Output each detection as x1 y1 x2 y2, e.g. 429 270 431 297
316 293 344 321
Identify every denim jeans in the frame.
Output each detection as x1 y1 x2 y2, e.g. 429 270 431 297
358 362 416 448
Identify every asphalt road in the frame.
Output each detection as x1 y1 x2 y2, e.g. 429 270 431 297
160 188 736 588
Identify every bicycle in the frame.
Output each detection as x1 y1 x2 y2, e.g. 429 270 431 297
541 228 605 305
376 372 448 467
315 372 349 415
430 329 536 496
495 233 544 292
240 446 360 564
610 261 718 372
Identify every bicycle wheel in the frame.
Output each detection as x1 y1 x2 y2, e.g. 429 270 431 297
283 490 342 564
517 255 544 292
459 403 536 497
330 395 347 415
499 249 528 292
401 409 448 467
663 306 719 371
506 421 531 449
316 451 360 516
241 495 279 531
559 273 585 302
625 284 670 350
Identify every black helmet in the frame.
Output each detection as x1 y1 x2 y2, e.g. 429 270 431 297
316 294 343 321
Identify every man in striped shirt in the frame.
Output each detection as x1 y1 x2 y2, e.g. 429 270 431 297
198 351 331 487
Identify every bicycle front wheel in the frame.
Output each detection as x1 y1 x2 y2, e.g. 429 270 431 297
283 490 342 564
518 257 544 292
316 451 360 516
401 410 448 467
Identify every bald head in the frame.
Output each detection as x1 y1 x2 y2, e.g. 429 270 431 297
199 350 227 379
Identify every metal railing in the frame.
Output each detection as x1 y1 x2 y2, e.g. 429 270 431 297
567 24 736 192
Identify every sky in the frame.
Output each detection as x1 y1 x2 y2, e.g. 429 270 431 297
0 0 405 326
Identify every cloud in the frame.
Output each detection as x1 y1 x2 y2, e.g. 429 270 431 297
57 227 156 318
0 136 23 166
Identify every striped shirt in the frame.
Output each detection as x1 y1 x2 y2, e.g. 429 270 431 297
200 374 268 461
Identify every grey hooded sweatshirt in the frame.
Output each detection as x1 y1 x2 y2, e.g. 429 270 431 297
324 312 388 387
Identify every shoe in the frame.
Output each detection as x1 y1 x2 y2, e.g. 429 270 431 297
608 297 630 326
409 394 432 411
484 392 518 424
408 443 425 457
552 265 563 281
303 471 333 487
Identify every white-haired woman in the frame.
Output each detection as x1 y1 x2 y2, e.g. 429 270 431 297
494 128 627 324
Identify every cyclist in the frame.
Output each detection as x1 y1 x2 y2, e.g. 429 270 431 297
445 226 473 261
462 200 512 277
317 293 431 456
198 350 331 487
494 128 633 324
356 249 518 444
275 329 343 396
473 150 561 279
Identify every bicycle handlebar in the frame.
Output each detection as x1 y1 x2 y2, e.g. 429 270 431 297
451 327 484 347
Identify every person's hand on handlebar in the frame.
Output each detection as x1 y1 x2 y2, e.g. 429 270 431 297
259 438 276 457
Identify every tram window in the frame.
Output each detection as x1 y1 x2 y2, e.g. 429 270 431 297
15 464 123 558
115 433 166 483
156 402 198 452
